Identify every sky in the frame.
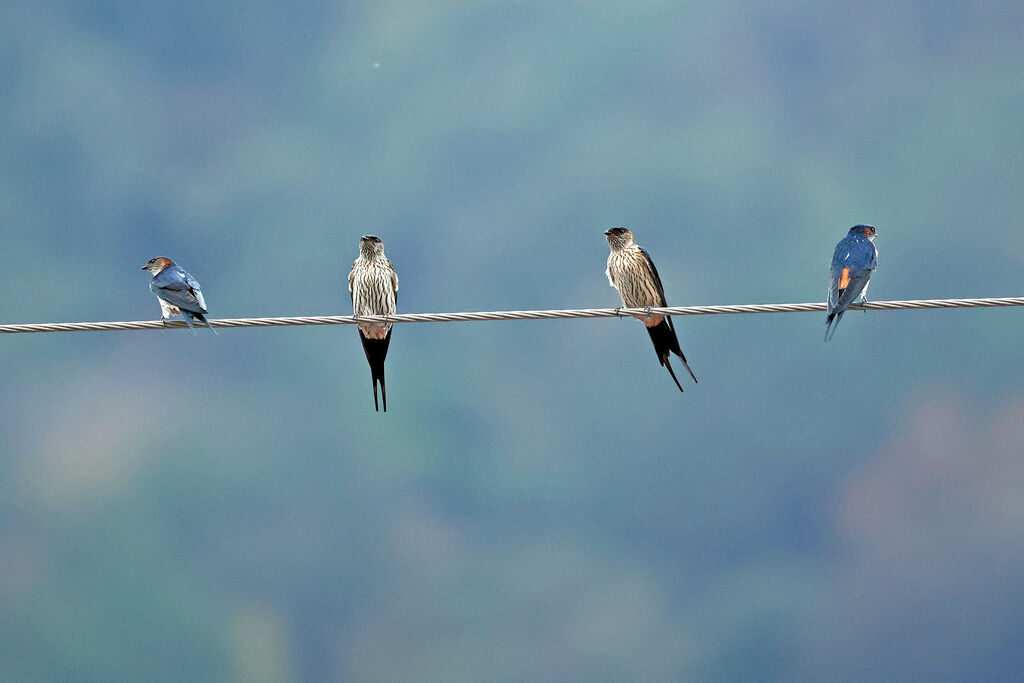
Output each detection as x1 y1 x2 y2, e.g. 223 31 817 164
2 1 1024 681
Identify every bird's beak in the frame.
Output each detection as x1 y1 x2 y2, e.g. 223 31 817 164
603 229 612 236
140 265 148 270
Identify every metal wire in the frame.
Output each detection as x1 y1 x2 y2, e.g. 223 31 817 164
1 296 1022 334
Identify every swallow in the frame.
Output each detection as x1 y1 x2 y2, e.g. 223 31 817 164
605 227 697 391
825 224 878 341
141 257 216 334
348 235 399 412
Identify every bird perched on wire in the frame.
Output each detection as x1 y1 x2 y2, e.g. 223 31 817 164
348 235 399 412
604 227 697 392
141 257 216 334
825 224 878 341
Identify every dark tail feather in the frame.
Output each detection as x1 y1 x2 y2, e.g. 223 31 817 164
192 311 218 336
824 311 843 342
359 328 392 412
676 351 698 385
662 357 685 393
646 317 697 391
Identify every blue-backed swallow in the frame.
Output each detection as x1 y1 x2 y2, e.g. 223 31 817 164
141 257 217 334
825 224 878 341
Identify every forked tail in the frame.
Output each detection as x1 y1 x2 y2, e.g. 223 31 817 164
824 311 843 342
191 311 218 336
359 329 392 412
645 317 697 391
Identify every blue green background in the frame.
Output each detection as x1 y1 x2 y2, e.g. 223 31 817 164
3 2 1024 680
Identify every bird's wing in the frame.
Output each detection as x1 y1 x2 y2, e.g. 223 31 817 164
827 274 841 315
348 263 357 304
639 247 668 307
387 259 399 301
829 236 854 278
834 271 872 313
152 269 205 313
181 270 207 311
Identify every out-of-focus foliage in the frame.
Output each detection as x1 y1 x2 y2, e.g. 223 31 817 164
2 1 1024 680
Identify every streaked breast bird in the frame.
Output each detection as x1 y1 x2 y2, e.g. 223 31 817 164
825 224 878 341
141 257 216 334
604 227 697 392
348 235 399 412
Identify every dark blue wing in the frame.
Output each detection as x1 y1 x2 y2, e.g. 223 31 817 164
829 236 855 278
834 271 872 313
180 269 208 311
827 274 841 316
150 267 206 314
638 247 668 307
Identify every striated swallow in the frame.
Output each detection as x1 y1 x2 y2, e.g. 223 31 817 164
605 227 697 391
348 235 399 412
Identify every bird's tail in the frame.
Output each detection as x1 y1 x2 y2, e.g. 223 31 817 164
191 311 218 336
359 328 392 412
646 317 697 391
824 311 843 342
662 357 685 393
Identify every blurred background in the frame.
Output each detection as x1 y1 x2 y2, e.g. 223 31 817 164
2 1 1024 680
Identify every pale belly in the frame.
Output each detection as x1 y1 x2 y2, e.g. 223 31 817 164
610 262 664 326
158 298 181 318
352 273 396 339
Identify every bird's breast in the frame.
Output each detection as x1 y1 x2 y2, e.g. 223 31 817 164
351 264 397 337
608 251 661 308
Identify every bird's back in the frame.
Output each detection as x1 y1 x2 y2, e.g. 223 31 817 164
831 235 876 276
151 267 206 313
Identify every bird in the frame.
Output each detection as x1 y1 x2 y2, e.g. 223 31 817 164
141 257 216 334
604 226 697 392
825 224 878 341
348 235 399 412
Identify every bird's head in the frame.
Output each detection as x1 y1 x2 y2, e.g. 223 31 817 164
604 226 634 251
851 224 877 241
141 257 175 274
359 234 386 256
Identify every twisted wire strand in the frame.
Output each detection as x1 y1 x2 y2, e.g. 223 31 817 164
1 296 1022 335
